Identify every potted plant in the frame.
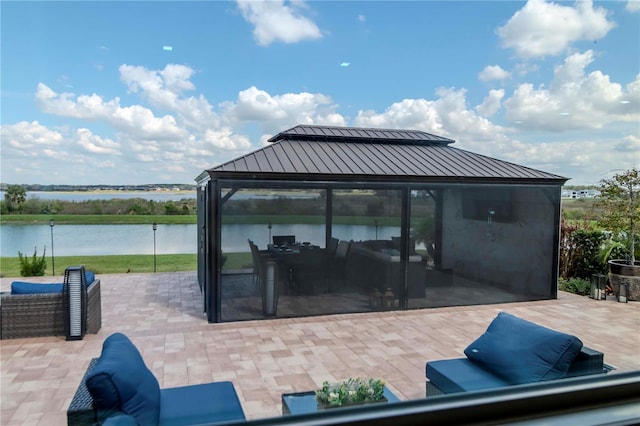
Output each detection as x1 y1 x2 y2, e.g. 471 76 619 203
315 377 386 408
597 168 640 300
412 215 435 260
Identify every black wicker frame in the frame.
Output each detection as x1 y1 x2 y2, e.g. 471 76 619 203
0 280 101 340
67 358 99 426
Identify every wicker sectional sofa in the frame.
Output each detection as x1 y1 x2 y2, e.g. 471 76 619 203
0 278 101 339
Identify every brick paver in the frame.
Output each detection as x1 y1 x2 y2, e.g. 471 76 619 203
1 271 638 425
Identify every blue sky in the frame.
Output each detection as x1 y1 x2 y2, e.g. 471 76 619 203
1 0 638 186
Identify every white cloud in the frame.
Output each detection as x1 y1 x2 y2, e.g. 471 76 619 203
496 135 640 184
236 0 322 46
0 122 109 183
504 50 640 130
203 128 252 150
35 83 188 140
221 86 345 136
497 0 615 59
615 134 640 153
98 160 116 169
353 88 509 147
21 69 259 183
348 85 639 184
476 89 505 117
76 128 120 155
354 99 441 134
627 1 640 13
6 50 635 187
432 87 510 144
119 64 218 131
119 64 195 107
0 121 64 154
478 65 511 82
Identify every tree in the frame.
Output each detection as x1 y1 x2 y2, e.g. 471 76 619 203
598 168 640 265
4 184 27 213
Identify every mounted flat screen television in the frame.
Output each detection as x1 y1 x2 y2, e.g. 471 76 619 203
461 189 514 223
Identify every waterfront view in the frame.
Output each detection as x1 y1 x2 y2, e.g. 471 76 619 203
0 223 400 257
1 189 400 257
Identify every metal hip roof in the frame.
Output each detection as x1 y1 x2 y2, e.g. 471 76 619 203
207 139 567 183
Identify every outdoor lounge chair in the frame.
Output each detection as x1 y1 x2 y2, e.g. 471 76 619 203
67 333 245 426
0 273 101 340
425 312 608 396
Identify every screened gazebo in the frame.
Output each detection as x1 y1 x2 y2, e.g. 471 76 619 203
195 125 568 323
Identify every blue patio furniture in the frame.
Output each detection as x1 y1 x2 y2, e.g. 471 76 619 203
67 333 245 425
425 312 607 396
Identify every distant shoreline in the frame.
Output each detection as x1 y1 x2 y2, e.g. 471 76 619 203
25 190 197 195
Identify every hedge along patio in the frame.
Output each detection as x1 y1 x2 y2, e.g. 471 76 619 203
195 124 568 323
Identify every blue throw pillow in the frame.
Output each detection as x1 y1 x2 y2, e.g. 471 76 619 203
464 312 583 384
86 333 161 425
11 282 63 294
85 271 95 284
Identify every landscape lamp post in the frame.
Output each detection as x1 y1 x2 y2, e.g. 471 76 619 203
152 222 158 273
49 219 55 276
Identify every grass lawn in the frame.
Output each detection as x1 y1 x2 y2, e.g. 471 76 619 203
0 214 196 225
0 252 252 277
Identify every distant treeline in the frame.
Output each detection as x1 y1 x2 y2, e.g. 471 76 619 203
2 190 429 218
1 188 598 221
0 183 196 192
1 197 197 216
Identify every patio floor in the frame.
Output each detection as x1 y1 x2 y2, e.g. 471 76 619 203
1 271 639 425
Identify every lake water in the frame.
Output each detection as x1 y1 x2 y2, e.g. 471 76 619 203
0 224 401 257
1 191 399 256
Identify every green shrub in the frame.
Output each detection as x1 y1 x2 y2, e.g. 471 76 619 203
18 247 47 277
572 229 607 278
165 202 181 215
559 220 608 279
558 277 591 296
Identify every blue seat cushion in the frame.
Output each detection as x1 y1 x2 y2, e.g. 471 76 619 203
426 358 510 393
102 412 138 426
86 333 161 425
10 272 94 294
11 282 63 294
159 381 246 425
463 312 583 384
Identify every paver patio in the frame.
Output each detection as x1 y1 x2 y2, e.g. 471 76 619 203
1 271 639 425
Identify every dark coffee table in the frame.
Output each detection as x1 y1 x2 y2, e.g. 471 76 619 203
282 386 400 415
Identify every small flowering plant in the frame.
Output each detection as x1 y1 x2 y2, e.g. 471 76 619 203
315 377 386 407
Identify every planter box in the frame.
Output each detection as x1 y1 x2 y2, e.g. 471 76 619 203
282 387 399 415
607 260 640 302
317 396 388 410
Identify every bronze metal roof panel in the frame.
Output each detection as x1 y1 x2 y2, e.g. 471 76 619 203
209 139 566 183
269 124 454 145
